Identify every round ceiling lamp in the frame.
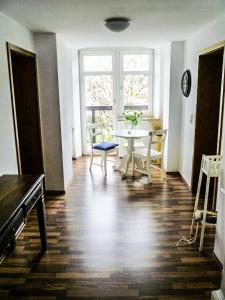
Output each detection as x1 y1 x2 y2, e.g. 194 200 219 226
104 17 130 32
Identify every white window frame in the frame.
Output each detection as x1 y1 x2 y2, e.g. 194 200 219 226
79 49 116 154
79 48 154 154
119 48 154 116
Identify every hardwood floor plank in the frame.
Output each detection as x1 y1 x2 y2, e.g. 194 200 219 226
0 157 221 299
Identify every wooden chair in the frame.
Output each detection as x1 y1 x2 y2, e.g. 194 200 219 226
87 123 118 176
132 129 167 183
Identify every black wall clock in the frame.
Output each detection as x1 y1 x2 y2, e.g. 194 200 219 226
181 69 191 97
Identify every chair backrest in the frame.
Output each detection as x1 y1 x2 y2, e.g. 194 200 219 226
87 123 104 146
147 129 167 157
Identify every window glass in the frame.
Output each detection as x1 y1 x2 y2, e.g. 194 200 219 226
123 54 149 71
84 75 113 149
84 75 113 106
123 75 149 111
80 49 153 153
83 55 112 72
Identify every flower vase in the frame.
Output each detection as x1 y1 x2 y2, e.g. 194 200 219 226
131 122 136 131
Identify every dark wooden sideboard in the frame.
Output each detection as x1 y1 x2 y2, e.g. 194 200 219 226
0 174 47 259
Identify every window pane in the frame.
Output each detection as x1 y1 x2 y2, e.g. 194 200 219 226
83 55 112 72
123 75 149 110
84 74 113 151
95 110 113 142
123 54 149 71
84 75 113 106
86 110 92 145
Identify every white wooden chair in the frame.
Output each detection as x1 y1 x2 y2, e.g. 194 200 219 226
87 123 118 176
132 129 167 183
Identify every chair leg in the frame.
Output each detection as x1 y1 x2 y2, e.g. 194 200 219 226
132 154 134 177
161 158 166 180
104 152 107 176
89 151 93 170
116 147 119 158
124 155 130 176
101 154 104 167
147 160 152 184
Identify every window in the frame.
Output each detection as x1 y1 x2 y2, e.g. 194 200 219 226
79 49 154 153
120 52 153 113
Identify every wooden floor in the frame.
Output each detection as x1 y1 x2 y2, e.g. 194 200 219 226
0 157 221 299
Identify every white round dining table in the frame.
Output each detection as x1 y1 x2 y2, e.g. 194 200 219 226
111 129 149 179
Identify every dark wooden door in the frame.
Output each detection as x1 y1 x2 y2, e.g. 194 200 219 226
8 44 43 174
192 48 224 195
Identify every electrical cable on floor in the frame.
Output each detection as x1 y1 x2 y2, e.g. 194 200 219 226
176 222 199 246
176 210 217 247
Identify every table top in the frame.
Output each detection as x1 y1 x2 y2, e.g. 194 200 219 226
0 174 44 233
111 129 149 139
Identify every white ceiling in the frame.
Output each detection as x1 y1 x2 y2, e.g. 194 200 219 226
0 0 225 49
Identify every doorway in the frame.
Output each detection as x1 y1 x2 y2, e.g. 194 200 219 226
7 43 44 174
192 46 224 201
79 49 153 154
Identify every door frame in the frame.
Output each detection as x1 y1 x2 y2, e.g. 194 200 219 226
79 49 116 155
78 48 154 155
7 42 44 174
191 41 225 190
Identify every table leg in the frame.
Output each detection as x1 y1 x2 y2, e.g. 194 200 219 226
112 137 140 179
36 195 47 252
112 155 128 172
121 138 134 179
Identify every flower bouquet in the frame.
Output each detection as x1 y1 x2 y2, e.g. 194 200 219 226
123 110 143 130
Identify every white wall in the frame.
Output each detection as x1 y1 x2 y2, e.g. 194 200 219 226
72 50 82 158
153 47 161 118
167 41 184 171
161 43 171 169
179 14 225 264
179 14 225 186
0 13 34 175
56 35 73 187
34 33 74 191
0 14 73 192
160 41 184 172
34 33 65 191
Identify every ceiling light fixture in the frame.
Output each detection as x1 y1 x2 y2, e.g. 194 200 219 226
104 17 130 32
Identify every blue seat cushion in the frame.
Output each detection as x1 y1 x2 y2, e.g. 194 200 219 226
93 142 119 151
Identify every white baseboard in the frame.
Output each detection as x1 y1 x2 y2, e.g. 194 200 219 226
211 290 225 300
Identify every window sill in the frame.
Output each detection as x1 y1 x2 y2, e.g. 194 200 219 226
117 116 160 121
